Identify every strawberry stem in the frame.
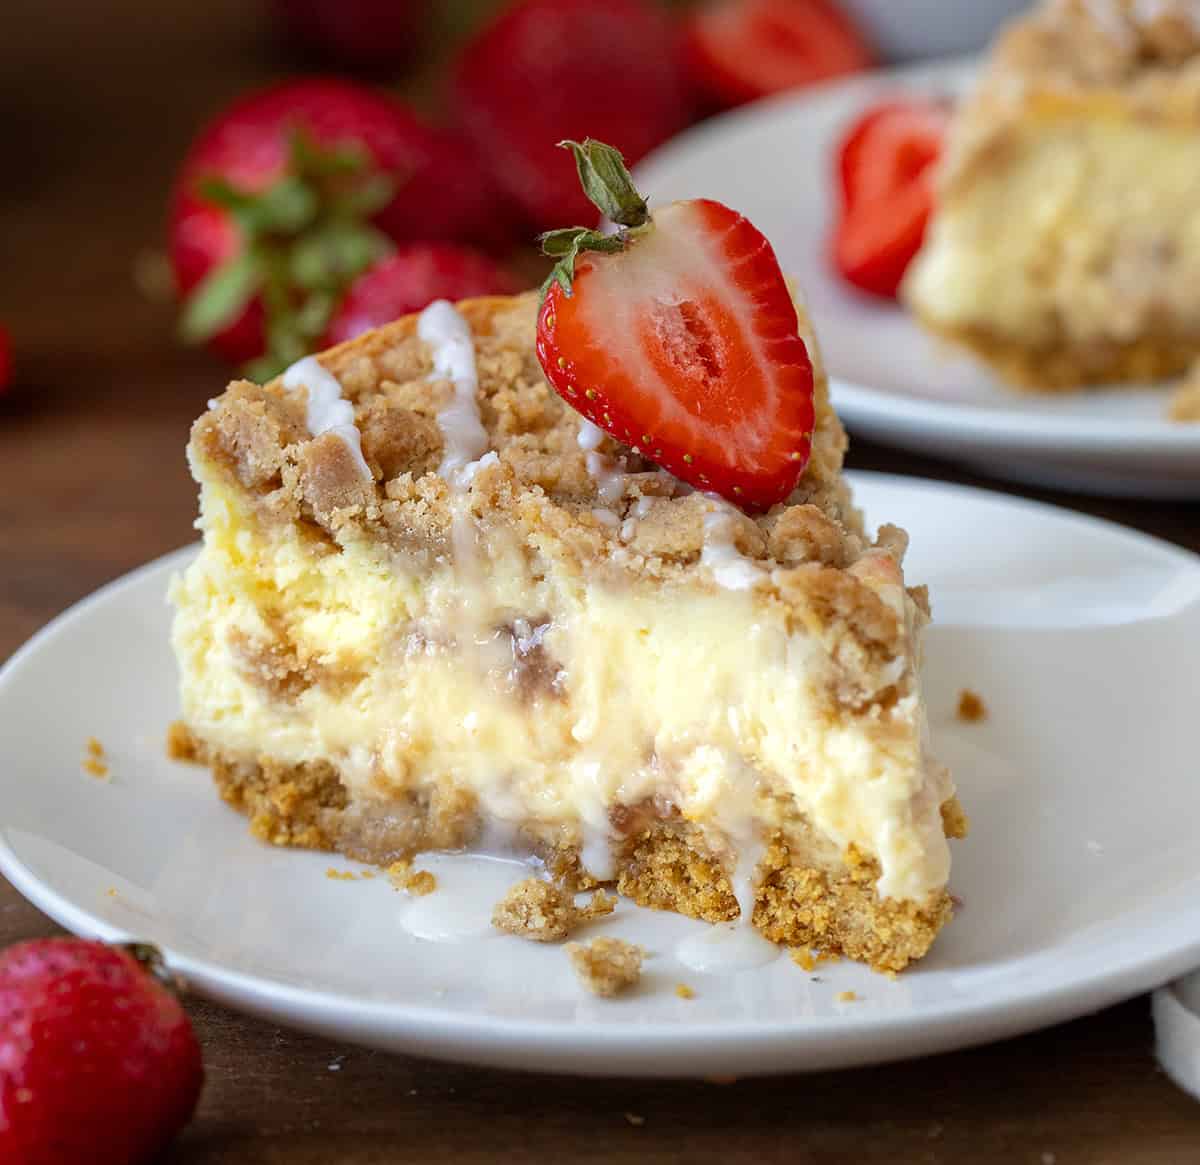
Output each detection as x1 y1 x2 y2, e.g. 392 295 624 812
560 139 649 228
537 139 652 299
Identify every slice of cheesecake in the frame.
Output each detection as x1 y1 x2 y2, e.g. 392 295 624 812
904 0 1200 391
172 142 964 973
171 288 963 972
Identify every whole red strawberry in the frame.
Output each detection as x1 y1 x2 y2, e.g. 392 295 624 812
325 244 517 346
0 939 203 1165
169 78 511 378
453 0 691 231
0 325 11 395
536 141 814 511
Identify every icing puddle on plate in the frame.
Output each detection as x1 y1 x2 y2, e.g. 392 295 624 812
396 850 783 975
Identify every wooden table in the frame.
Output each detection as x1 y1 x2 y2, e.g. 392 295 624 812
3 4 1199 1160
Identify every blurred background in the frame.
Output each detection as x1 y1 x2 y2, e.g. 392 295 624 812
0 0 1026 394
0 0 1023 645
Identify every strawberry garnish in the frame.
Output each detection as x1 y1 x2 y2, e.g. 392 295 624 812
535 140 814 511
324 244 518 346
832 98 949 298
685 0 874 110
0 939 203 1165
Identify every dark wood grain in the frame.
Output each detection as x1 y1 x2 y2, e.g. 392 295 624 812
2 3 1199 1160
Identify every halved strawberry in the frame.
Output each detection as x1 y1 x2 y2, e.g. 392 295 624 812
685 0 874 111
832 98 949 298
536 141 814 511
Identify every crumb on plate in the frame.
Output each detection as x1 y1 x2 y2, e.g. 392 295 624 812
675 983 695 1000
956 688 988 723
82 737 109 778
404 869 437 896
836 990 858 1003
565 937 644 997
492 877 614 942
166 720 200 761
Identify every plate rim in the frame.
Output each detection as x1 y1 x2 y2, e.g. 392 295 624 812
3 472 1200 1076
633 57 1200 457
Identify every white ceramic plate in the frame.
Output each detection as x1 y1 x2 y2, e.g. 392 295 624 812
2 473 1199 1077
633 59 1200 499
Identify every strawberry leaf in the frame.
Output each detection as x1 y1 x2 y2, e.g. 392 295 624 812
538 227 625 296
178 251 260 343
558 139 649 228
183 130 400 377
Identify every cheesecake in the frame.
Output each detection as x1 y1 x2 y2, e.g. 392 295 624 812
905 0 1200 391
170 287 964 973
172 139 965 973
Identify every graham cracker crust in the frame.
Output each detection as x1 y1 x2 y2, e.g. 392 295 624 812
170 723 964 973
917 314 1200 392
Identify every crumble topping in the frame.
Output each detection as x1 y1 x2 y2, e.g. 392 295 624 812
192 293 872 591
956 689 989 723
836 990 858 1003
565 937 644 996
675 983 696 999
82 737 109 779
190 293 919 709
491 877 615 941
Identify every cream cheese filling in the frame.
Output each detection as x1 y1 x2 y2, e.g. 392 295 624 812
171 474 951 904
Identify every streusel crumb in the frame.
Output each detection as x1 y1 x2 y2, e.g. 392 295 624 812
404 869 437 896
82 737 109 778
790 948 817 972
956 689 988 723
565 937 644 996
1168 365 1200 422
836 990 858 1003
675 983 695 1000
492 877 614 942
166 720 200 762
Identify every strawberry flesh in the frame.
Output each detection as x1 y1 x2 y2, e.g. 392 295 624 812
832 98 949 298
538 198 814 510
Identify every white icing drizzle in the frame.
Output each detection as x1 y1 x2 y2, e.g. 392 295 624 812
591 508 620 530
281 356 372 479
419 299 490 486
576 418 606 452
700 500 764 591
675 922 780 974
576 419 626 504
456 450 498 489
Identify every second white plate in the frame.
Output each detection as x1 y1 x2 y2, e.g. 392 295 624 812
2 474 1199 1076
634 59 1200 498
